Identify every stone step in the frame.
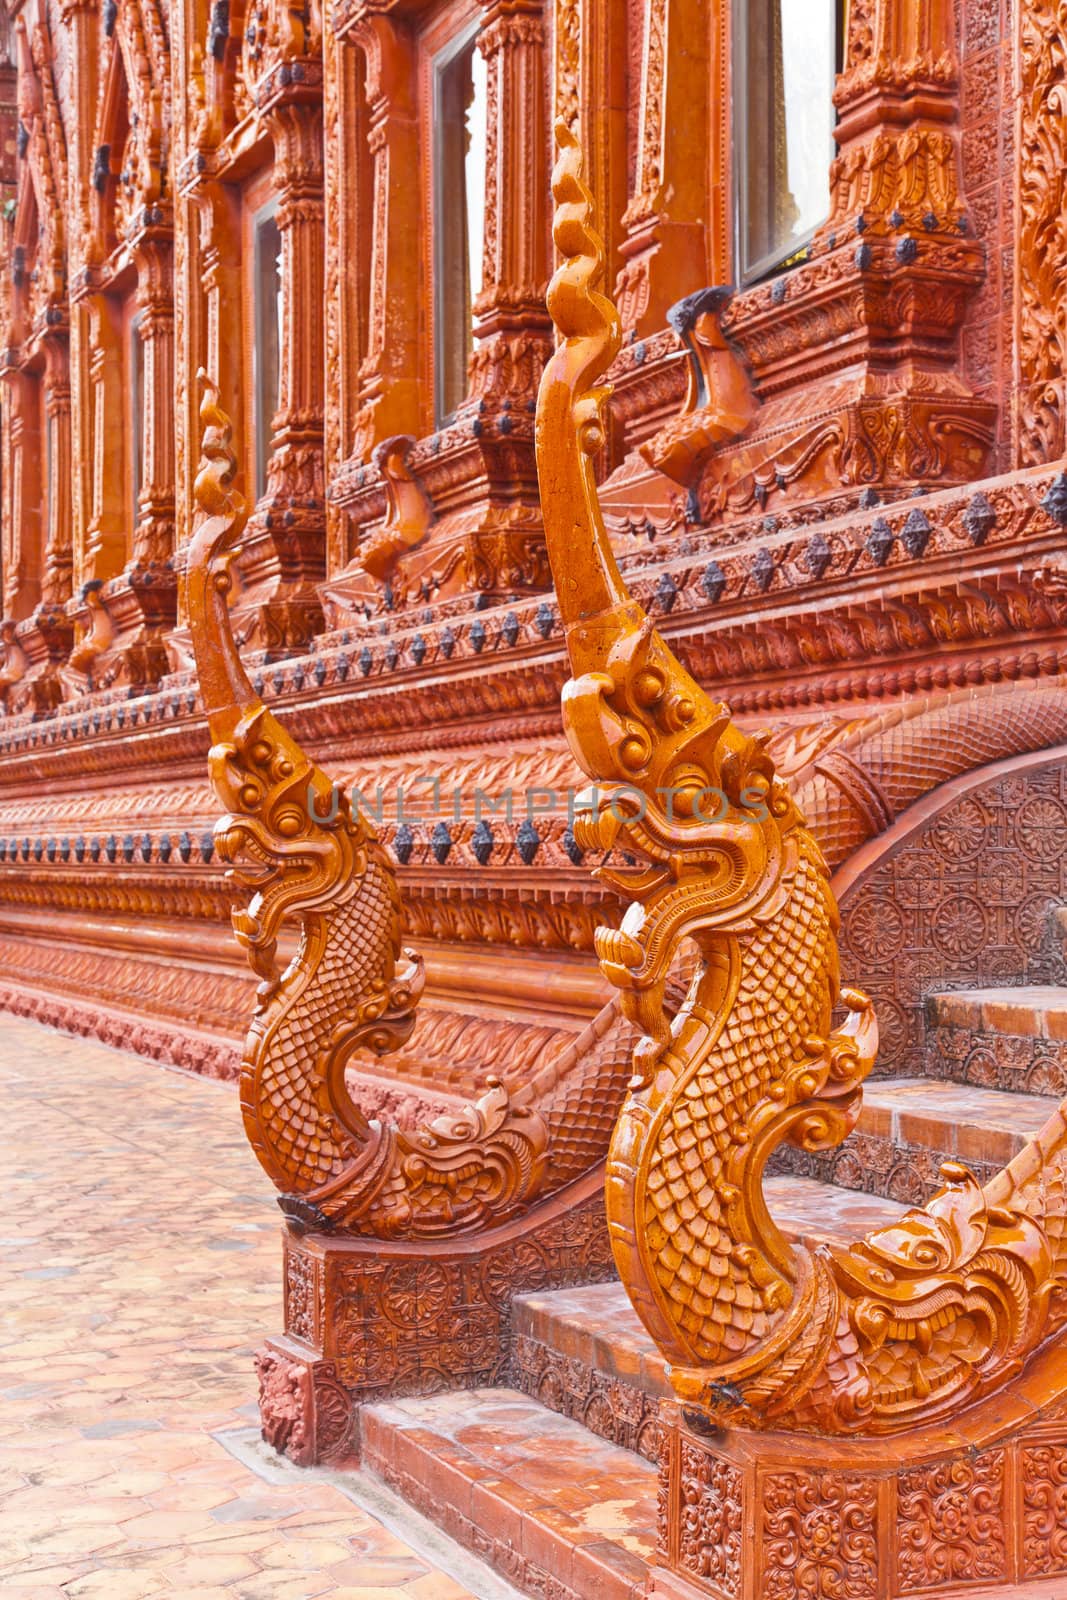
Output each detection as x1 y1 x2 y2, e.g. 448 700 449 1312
775 1075 1063 1203
925 985 1067 1095
361 1383 1067 1600
361 1386 656 1600
512 1176 910 1455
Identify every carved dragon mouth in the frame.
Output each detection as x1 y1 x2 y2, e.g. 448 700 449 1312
214 818 314 891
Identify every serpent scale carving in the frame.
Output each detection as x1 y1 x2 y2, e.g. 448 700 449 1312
187 373 640 1237
537 125 1067 1435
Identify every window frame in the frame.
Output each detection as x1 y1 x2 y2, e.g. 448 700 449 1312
251 196 282 502
731 0 842 286
430 15 484 429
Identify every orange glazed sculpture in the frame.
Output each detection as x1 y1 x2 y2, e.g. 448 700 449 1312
186 370 667 1460
186 370 649 1236
537 123 1067 1599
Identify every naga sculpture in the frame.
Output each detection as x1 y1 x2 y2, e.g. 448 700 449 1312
187 373 639 1238
536 124 1067 1436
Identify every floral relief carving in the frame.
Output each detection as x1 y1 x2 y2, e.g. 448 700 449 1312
895 1452 1007 1593
762 1472 878 1600
1023 1444 1067 1577
1016 0 1067 465
678 1441 744 1596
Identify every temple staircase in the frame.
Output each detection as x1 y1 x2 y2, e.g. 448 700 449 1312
355 981 1067 1600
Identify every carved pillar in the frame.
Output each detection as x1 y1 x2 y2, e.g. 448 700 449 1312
0 366 41 620
81 292 126 584
232 88 327 654
823 0 961 237
465 0 552 405
131 232 176 568
1015 0 1067 466
553 0 628 293
58 0 97 594
40 330 72 608
197 186 244 463
348 12 419 462
265 98 325 512
65 223 181 684
613 0 709 336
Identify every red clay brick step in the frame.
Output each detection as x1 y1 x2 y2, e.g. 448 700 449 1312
929 985 1067 1039
360 1385 1067 1600
858 1075 1062 1168
361 1387 656 1600
924 985 1067 1095
511 1178 911 1450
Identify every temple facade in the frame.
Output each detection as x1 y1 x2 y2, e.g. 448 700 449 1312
2 0 1067 1592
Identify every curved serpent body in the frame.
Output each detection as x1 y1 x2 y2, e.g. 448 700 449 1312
187 374 639 1238
536 125 1067 1435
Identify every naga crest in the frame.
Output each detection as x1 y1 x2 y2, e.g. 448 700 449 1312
537 126 1067 1437
538 125 811 1079
187 376 391 1000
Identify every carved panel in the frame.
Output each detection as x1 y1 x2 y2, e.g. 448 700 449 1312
512 1331 663 1460
1016 0 1067 465
1023 1444 1067 1578
322 1195 615 1402
677 1440 744 1597
837 759 1067 1080
761 1471 878 1600
895 1451 1008 1592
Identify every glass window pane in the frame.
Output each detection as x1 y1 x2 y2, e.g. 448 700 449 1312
433 27 487 427
254 208 282 500
736 0 836 282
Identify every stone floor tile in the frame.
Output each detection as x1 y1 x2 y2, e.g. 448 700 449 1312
0 1016 515 1599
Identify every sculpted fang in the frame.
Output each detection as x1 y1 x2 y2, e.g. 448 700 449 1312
536 123 1067 1436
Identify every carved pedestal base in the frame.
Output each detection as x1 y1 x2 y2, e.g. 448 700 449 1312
652 1364 1067 1600
7 604 74 717
323 509 550 618
63 564 178 696
256 1171 615 1466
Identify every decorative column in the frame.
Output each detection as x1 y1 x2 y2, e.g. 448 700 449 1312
236 81 328 654
40 329 72 607
71 223 180 685
822 0 962 236
613 0 709 336
81 292 126 584
553 0 628 294
131 231 176 568
1015 0 1067 466
465 0 553 405
0 366 41 620
347 11 420 462
57 0 97 597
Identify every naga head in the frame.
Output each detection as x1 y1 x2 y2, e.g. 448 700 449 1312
188 372 375 997
208 706 370 994
537 124 808 1073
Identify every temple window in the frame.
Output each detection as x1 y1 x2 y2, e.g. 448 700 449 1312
734 0 842 283
252 201 282 499
431 21 488 426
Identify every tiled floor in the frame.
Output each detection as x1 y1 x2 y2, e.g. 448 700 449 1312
0 1015 489 1599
